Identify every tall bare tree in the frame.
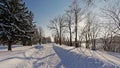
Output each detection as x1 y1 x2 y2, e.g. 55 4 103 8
65 11 73 46
48 15 66 45
83 13 92 48
81 12 99 49
68 0 83 47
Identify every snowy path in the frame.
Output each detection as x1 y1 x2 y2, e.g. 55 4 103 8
54 45 120 68
30 44 62 68
8 44 62 68
0 44 62 68
0 44 120 68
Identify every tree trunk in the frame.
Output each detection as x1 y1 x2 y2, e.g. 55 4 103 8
59 37 62 45
8 41 12 51
86 34 88 48
69 26 72 46
23 40 26 46
75 13 78 47
60 26 62 45
86 41 89 48
92 39 96 50
70 34 72 46
39 38 41 45
28 40 32 46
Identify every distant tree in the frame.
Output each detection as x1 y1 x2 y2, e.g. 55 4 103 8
48 15 66 45
30 25 40 44
53 35 59 44
100 24 113 51
38 26 44 45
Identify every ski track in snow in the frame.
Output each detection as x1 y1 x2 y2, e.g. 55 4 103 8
0 44 120 68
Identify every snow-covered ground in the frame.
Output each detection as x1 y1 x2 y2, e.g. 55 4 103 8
0 43 120 68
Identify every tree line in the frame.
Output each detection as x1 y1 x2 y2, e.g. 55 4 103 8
48 0 120 53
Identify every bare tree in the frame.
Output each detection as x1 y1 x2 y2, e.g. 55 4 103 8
81 12 100 49
91 22 100 50
100 1 120 52
83 13 92 48
100 24 113 51
101 1 120 35
68 0 84 47
65 11 73 46
48 15 66 45
88 14 100 50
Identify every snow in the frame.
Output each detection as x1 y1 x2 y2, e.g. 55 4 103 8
0 44 62 68
0 43 120 68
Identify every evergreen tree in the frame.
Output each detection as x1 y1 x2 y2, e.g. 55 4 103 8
0 0 35 50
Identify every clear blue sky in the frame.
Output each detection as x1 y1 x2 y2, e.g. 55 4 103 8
25 0 71 37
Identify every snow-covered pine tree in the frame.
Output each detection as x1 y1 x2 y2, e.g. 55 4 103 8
0 0 35 50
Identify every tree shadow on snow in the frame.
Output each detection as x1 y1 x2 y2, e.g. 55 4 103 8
0 51 55 68
33 53 56 68
53 46 119 68
0 45 23 50
0 45 44 62
95 51 120 67
34 45 43 50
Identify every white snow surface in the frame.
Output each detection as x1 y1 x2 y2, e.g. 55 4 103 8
0 43 120 68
